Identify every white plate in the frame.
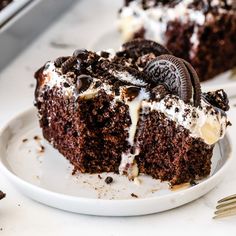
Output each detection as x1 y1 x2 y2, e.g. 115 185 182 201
0 107 232 216
91 29 236 97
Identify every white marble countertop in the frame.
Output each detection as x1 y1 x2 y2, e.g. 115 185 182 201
0 0 236 235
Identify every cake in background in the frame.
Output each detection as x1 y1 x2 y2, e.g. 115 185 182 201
34 39 230 185
0 0 13 11
118 0 236 81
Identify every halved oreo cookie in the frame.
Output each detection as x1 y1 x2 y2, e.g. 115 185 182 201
144 54 193 104
182 59 201 107
117 39 171 59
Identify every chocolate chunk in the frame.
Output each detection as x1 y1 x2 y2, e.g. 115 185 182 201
124 87 140 101
144 54 192 103
73 49 89 60
100 51 110 58
117 39 171 59
151 84 170 101
136 53 156 68
131 193 138 198
105 176 113 184
0 191 6 200
76 75 92 93
61 56 77 74
182 59 201 107
54 56 69 67
202 89 229 111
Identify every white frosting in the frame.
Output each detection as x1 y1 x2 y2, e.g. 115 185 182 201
110 70 148 86
124 88 150 145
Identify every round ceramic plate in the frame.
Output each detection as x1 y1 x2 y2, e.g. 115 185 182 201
0 107 232 216
91 29 236 98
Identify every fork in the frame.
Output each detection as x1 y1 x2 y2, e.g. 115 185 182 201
213 194 236 219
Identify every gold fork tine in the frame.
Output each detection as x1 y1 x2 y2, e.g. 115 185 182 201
218 194 236 203
213 194 236 219
216 199 236 209
213 208 236 219
215 205 236 215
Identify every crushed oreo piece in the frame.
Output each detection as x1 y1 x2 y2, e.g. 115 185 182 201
63 82 70 88
105 176 113 184
76 75 93 93
202 89 229 111
144 54 192 103
61 56 77 74
0 191 6 200
54 56 69 67
100 51 110 58
117 39 171 59
73 49 89 60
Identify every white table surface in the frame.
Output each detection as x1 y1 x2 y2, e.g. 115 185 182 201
0 0 236 235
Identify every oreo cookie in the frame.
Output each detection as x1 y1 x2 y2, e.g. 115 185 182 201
182 59 201 107
144 54 193 104
117 39 171 59
202 89 229 111
76 75 93 93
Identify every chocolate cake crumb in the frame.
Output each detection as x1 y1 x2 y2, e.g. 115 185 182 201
33 135 40 141
105 176 113 184
98 174 102 179
39 145 45 153
131 193 138 198
0 191 6 200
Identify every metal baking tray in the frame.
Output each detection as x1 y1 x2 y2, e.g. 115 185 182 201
0 0 77 72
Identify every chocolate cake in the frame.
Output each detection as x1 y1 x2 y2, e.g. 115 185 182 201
0 0 13 11
118 0 236 81
34 39 230 185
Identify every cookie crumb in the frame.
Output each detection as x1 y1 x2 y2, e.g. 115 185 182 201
39 145 45 153
34 135 40 141
105 176 113 184
131 193 138 198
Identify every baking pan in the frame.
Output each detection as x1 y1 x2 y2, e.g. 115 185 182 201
0 0 77 72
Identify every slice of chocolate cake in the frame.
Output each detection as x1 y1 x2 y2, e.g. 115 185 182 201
34 39 230 185
118 0 236 81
